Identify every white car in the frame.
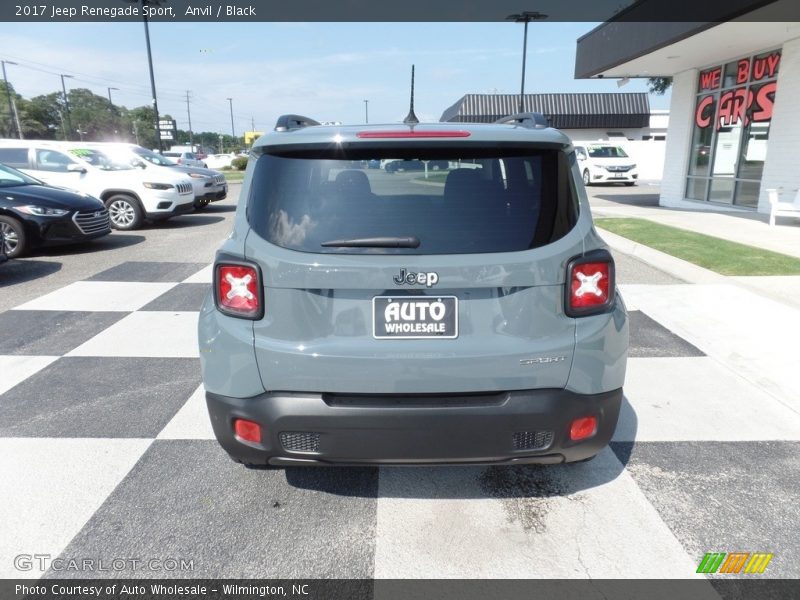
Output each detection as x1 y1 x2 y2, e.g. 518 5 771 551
574 142 638 186
204 153 237 170
86 143 228 210
162 151 206 168
0 140 195 230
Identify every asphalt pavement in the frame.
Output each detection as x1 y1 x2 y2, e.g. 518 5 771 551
1 182 798 581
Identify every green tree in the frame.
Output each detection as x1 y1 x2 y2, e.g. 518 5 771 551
24 93 64 140
647 77 673 95
67 88 117 141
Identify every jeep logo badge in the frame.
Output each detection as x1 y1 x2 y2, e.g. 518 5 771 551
393 268 439 287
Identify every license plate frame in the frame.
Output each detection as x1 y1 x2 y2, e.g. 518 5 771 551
372 295 459 340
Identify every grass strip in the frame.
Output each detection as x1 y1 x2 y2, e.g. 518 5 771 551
594 217 800 276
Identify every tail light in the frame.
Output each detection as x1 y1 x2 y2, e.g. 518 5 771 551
565 249 615 317
569 416 598 441
214 262 263 319
234 418 262 444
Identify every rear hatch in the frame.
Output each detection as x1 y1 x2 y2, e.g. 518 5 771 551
245 142 584 395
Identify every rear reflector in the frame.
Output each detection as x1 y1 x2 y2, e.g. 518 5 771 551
565 250 615 317
234 419 262 444
569 416 598 441
356 130 471 138
215 263 263 319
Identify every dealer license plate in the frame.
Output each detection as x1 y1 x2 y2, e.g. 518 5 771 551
373 295 458 339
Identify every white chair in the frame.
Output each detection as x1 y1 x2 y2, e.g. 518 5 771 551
767 188 800 226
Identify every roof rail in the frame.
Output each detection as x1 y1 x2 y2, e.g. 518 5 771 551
494 112 549 129
274 114 321 132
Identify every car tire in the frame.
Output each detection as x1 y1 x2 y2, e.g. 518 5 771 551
193 198 210 211
624 182 636 187
0 215 26 258
106 194 143 230
582 169 592 186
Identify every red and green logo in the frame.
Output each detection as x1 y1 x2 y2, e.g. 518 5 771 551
697 552 773 574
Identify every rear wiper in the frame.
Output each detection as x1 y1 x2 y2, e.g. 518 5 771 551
321 236 420 248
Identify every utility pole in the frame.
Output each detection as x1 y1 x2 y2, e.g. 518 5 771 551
507 11 548 114
10 95 22 139
251 116 255 131
364 99 369 124
133 120 140 145
185 90 194 148
141 0 163 151
1 60 21 139
59 73 74 140
107 87 119 139
227 97 235 149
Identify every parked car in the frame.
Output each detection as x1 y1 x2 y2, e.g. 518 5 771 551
204 153 237 170
0 229 7 264
162 151 207 168
0 141 194 230
0 162 110 258
87 143 227 210
574 142 639 186
383 159 449 173
198 113 628 468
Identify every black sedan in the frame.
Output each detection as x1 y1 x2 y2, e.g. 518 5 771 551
0 163 111 258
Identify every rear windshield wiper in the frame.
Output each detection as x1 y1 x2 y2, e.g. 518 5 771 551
320 236 420 248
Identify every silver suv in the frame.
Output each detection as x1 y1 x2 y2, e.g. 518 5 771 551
198 113 628 467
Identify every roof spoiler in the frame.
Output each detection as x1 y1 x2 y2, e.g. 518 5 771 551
494 112 549 129
274 114 321 132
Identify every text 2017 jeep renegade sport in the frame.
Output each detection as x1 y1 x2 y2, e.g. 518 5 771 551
198 113 628 467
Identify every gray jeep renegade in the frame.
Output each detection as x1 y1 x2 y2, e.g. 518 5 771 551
198 113 628 467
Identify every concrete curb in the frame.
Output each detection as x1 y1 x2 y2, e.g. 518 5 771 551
597 226 800 310
595 227 727 285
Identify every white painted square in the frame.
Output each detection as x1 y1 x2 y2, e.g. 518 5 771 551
67 312 199 358
0 356 59 396
620 283 800 411
614 357 800 442
13 281 176 312
374 449 705 578
182 264 213 284
0 438 151 578
157 384 215 440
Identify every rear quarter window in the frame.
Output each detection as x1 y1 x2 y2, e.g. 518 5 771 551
0 147 30 169
247 145 578 255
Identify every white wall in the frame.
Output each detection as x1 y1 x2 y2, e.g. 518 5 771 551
623 140 667 180
759 36 800 212
659 69 699 208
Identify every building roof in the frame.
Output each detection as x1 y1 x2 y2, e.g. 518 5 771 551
440 93 651 129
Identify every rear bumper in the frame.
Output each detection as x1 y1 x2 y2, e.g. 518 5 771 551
206 387 622 466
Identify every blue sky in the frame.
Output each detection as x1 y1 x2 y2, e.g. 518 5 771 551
0 22 670 134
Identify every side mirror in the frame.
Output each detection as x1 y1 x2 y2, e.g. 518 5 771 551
67 164 87 173
132 159 147 169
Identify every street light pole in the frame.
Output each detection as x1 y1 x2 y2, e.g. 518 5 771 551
141 0 163 151
1 60 21 139
506 11 548 114
227 97 235 150
59 74 74 141
364 99 369 124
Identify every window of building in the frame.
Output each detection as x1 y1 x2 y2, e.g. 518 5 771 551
686 49 780 208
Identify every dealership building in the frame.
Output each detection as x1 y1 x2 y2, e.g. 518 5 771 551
575 2 800 214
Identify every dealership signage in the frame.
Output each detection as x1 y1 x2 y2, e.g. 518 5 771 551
158 119 177 141
695 51 780 130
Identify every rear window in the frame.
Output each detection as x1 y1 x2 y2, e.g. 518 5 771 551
248 146 578 255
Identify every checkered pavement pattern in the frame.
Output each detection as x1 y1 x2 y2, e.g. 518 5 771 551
1 261 798 580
